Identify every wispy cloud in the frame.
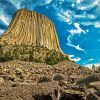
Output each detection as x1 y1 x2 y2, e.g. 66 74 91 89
77 0 100 10
66 35 87 53
69 55 75 58
88 58 94 61
81 21 100 28
7 0 21 9
68 23 86 34
69 54 81 62
77 0 81 4
34 0 53 6
0 15 9 26
51 0 100 29
0 29 5 34
75 14 96 19
55 9 74 24
57 13 71 23
67 43 84 51
71 57 81 62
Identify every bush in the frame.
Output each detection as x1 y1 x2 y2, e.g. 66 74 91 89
38 77 50 83
45 51 68 65
53 74 64 81
0 44 69 65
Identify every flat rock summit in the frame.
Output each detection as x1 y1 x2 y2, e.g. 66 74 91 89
1 9 59 51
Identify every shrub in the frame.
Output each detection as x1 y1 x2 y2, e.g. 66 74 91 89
38 77 50 83
0 44 69 65
53 74 64 81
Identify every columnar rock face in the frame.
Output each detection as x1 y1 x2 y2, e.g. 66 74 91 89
1 9 60 51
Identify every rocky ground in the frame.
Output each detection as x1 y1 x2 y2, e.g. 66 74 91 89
0 60 99 100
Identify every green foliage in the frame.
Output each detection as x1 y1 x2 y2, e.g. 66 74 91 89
0 51 13 62
0 44 69 65
45 50 68 65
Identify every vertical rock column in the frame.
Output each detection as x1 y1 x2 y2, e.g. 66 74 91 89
1 9 60 51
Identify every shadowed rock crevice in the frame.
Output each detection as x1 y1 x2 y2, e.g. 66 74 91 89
33 93 84 100
60 93 84 100
33 94 52 100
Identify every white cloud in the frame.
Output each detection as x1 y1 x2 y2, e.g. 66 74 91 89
57 13 71 23
72 3 75 7
81 21 100 28
0 15 9 26
75 45 84 51
69 55 75 58
51 0 99 29
7 0 53 9
66 35 87 53
7 0 21 8
77 0 81 4
87 14 96 19
0 29 5 34
75 14 96 19
69 23 85 34
56 10 73 24
67 43 84 51
88 58 94 61
63 10 72 18
36 0 53 6
78 0 100 10
69 55 75 60
71 57 81 62
95 23 100 28
86 29 89 32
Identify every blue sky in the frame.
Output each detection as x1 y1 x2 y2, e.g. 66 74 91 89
0 0 100 66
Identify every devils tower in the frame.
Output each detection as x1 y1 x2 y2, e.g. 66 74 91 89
0 9 60 51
